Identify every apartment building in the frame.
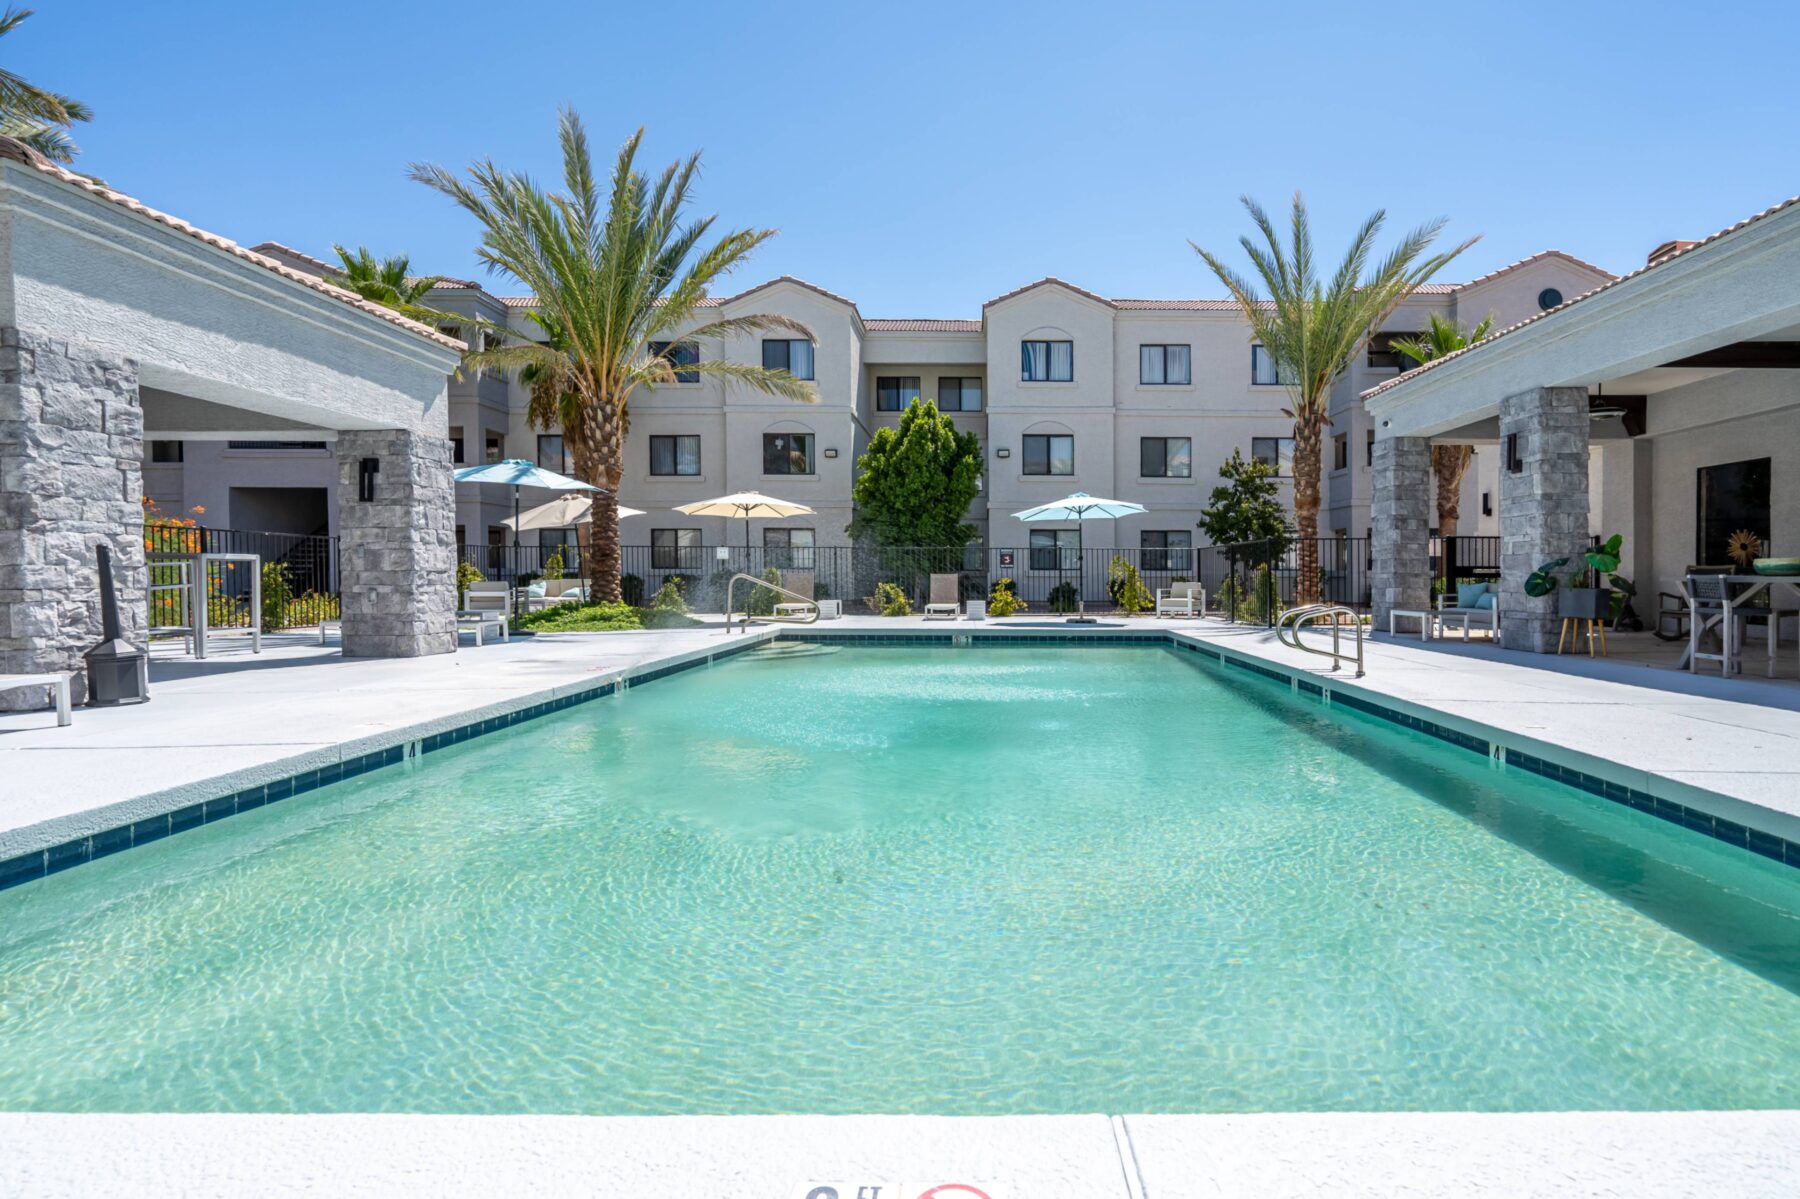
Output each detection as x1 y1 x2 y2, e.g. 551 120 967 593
149 245 1614 572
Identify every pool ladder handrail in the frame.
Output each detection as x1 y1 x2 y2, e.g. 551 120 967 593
1275 604 1365 677
725 572 821 634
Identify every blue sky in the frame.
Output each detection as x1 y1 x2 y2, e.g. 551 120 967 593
16 1 1800 315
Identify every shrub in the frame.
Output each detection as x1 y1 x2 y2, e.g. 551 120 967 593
745 566 782 617
514 600 643 633
642 578 701 628
988 577 1026 616
1106 555 1153 615
1243 563 1283 624
260 561 293 632
873 581 912 616
543 552 565 581
1046 581 1079 614
620 573 645 606
456 560 485 604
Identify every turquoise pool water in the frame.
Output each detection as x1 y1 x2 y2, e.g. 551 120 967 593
2 645 1798 1114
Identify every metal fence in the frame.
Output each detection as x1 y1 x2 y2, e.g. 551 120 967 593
145 524 340 631
458 542 1217 614
1197 538 1374 621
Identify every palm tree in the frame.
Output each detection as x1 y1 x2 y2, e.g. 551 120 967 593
0 7 91 164
1194 194 1477 604
323 246 448 324
1388 312 1495 536
411 111 816 602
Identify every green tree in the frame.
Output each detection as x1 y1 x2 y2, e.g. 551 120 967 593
412 112 815 602
0 7 91 164
1193 195 1475 603
323 245 450 324
1197 449 1293 549
847 398 983 550
1387 312 1495 536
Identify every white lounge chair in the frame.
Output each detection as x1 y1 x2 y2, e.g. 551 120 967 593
1156 582 1205 618
1436 582 1499 639
462 581 511 615
0 673 73 726
924 573 962 620
773 571 817 619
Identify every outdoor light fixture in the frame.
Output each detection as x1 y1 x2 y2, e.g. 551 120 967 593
1505 433 1523 473
823 447 838 458
1482 491 1493 516
996 448 1011 459
358 456 379 501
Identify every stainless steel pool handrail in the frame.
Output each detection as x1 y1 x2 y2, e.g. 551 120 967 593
1276 604 1364 677
725 572 820 634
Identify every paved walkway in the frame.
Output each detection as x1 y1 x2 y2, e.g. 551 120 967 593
2 1110 1794 1197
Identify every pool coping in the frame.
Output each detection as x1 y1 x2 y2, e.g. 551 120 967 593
3 622 1796 891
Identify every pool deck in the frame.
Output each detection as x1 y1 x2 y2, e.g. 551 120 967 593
2 1109 1796 1197
5 615 1800 1194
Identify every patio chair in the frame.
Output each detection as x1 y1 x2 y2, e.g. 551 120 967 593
1683 572 1799 676
1435 582 1500 639
0 672 73 727
525 578 587 612
1155 582 1205 618
924 573 962 620
462 581 511 615
774 571 819 619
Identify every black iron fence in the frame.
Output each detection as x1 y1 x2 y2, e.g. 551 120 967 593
145 523 340 631
1197 538 1373 623
458 543 1218 614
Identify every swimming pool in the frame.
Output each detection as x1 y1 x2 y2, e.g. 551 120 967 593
1 644 1797 1114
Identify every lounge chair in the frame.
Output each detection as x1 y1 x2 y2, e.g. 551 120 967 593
462 581 511 615
924 573 961 620
1156 582 1205 618
525 578 587 612
773 570 817 619
1435 581 1499 639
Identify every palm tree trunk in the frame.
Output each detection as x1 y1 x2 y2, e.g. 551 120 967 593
580 400 625 604
1432 445 1474 537
1292 420 1324 605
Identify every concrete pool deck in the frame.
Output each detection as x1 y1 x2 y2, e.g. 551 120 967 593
2 1109 1796 1197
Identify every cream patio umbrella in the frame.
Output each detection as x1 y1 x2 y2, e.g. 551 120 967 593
673 491 815 554
500 494 645 532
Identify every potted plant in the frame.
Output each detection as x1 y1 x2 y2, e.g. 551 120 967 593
1525 534 1624 619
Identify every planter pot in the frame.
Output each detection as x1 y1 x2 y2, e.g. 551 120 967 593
1559 587 1611 620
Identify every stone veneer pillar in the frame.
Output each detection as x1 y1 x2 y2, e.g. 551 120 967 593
0 328 146 706
335 430 457 657
1499 386 1591 653
1370 435 1432 630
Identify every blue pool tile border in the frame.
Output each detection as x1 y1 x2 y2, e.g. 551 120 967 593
4 629 1795 890
0 640 766 892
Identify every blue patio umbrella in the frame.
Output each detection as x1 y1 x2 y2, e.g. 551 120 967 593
452 459 598 549
1011 492 1148 622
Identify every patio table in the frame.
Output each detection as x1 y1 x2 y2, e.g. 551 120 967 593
1679 573 1800 677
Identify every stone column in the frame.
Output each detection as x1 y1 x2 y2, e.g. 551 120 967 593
1370 435 1432 630
1499 386 1590 653
0 329 146 706
335 430 456 657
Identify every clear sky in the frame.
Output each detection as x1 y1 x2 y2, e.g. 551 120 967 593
14 1 1800 316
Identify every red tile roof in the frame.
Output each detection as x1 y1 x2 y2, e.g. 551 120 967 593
982 276 1116 310
0 153 466 351
1361 198 1800 402
864 318 982 332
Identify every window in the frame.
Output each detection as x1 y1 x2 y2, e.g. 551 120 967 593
537 434 572 474
1333 434 1349 471
1366 430 1375 467
1139 436 1192 478
1697 458 1771 565
1365 333 1414 371
484 430 504 464
1251 345 1284 385
1022 433 1074 476
540 526 577 563
764 527 816 569
762 339 815 380
1141 530 1192 572
1537 287 1564 311
450 426 465 465
651 527 703 570
226 440 327 450
1139 344 1192 385
455 524 465 547
876 376 921 412
1021 339 1073 382
763 431 814 475
1029 528 1080 571
149 440 183 463
649 340 700 383
649 434 701 476
1251 436 1295 476
938 377 983 412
